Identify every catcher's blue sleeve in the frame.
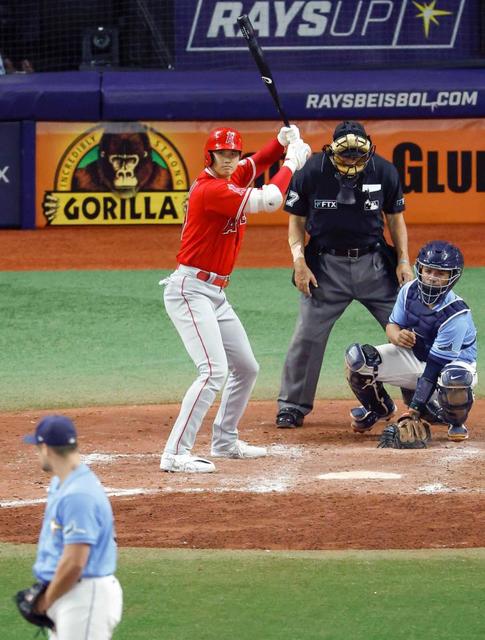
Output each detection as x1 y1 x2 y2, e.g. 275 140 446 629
430 312 477 363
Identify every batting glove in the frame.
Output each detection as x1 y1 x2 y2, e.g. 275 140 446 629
277 124 300 147
283 139 311 172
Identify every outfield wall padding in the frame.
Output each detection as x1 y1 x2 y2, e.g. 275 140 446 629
0 69 484 122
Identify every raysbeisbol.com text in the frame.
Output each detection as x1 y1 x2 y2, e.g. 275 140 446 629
306 91 478 109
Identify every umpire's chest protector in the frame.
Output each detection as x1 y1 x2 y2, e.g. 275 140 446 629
303 156 386 240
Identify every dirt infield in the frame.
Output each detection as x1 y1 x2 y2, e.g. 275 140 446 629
1 401 484 549
2 223 485 270
0 224 484 550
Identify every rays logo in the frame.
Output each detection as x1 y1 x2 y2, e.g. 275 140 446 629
187 1 465 50
413 1 453 39
42 122 190 226
63 521 87 536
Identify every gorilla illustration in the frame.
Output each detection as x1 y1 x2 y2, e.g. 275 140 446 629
73 124 173 198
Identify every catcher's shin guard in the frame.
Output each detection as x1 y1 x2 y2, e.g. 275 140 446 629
345 343 396 432
350 401 396 433
402 387 446 424
437 364 474 437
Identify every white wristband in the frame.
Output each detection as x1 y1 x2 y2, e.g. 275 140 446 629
399 259 410 264
290 242 304 262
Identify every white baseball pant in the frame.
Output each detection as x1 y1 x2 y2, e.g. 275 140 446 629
47 575 122 640
374 343 477 390
162 266 259 455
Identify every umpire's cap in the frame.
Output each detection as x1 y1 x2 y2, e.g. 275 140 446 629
23 415 77 446
333 121 367 140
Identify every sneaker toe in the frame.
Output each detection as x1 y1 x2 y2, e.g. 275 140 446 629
239 445 267 459
160 454 216 473
212 441 267 459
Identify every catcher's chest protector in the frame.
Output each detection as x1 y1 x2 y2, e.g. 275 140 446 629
405 283 469 361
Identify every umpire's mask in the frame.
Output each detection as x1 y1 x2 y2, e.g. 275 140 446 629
326 121 375 205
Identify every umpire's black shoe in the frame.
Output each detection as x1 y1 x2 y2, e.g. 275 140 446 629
276 408 304 428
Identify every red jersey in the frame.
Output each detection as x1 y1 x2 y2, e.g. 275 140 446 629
177 139 288 276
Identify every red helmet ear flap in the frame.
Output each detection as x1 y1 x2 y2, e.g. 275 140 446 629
204 128 243 166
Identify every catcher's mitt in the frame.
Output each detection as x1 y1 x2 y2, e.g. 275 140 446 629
377 414 431 449
14 581 55 630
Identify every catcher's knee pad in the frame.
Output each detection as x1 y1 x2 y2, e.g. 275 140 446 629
345 343 381 376
345 343 393 416
437 364 474 425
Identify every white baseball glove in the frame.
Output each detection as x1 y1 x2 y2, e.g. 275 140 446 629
277 124 300 147
283 139 311 172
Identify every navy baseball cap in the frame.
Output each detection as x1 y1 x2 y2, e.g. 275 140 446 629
23 415 78 446
333 121 367 140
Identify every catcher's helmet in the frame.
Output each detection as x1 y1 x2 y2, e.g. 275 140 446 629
326 120 375 177
415 240 464 305
204 128 243 167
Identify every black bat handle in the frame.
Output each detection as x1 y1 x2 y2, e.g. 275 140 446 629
237 14 290 128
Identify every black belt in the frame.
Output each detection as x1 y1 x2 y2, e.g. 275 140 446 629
323 243 379 258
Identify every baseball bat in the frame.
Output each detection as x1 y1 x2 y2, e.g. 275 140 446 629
237 14 290 127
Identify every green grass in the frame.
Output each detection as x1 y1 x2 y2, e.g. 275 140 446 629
0 268 482 410
1 544 484 640
2 267 483 640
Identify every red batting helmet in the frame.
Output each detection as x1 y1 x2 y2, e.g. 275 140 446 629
204 128 243 167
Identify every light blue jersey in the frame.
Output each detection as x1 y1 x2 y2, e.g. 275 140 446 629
390 280 477 364
33 463 117 583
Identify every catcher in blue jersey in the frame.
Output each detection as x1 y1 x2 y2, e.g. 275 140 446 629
344 240 477 442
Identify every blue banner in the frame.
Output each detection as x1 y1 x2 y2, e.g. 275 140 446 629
102 68 485 120
0 122 21 228
176 0 479 69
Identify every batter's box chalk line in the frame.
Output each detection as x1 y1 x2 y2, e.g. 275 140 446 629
81 453 159 465
417 483 455 494
267 444 305 458
317 471 402 480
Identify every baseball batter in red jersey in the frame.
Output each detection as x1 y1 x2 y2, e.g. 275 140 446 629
160 126 311 473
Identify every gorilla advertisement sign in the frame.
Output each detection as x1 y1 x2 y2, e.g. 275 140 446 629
36 119 485 227
37 123 190 226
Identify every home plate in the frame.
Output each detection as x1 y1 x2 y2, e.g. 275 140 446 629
317 471 402 480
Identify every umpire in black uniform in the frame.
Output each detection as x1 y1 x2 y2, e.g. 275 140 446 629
276 120 414 429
